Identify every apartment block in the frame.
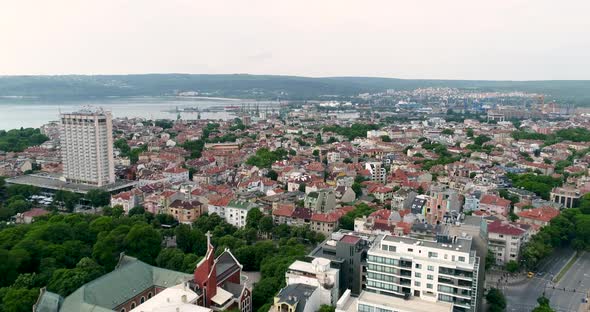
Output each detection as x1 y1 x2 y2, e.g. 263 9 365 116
60 109 115 186
365 234 481 312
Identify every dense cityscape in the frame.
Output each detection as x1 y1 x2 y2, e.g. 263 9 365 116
2 1 590 312
0 86 588 312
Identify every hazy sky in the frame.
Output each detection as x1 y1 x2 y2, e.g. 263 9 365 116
1 0 589 80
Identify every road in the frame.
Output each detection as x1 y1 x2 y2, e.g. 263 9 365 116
500 248 590 312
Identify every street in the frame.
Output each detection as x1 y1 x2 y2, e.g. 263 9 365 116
499 249 590 312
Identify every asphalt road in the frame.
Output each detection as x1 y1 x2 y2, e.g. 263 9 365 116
501 248 588 312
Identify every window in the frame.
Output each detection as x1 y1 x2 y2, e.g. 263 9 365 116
444 254 448 260
382 245 388 251
427 265 434 271
415 263 422 269
408 248 413 252
458 256 465 262
148 292 153 299
415 272 421 278
388 245 396 252
428 252 438 258
414 281 421 287
121 309 126 312
140 296 145 304
427 283 433 289
427 274 433 280
131 303 136 309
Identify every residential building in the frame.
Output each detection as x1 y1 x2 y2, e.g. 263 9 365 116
164 167 190 183
309 231 376 296
487 220 531 265
462 195 479 212
285 258 340 305
425 187 460 224
60 109 115 186
365 234 481 312
271 284 321 312
304 189 336 213
365 162 387 184
168 199 205 224
335 289 452 312
517 206 560 227
209 200 260 228
478 194 511 217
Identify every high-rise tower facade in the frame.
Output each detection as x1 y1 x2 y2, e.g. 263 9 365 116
60 109 115 186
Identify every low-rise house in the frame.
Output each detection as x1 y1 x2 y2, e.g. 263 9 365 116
304 189 336 213
487 220 531 265
168 199 205 224
479 194 511 217
517 206 560 227
111 189 144 214
163 167 190 183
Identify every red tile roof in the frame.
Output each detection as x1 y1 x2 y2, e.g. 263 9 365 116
480 194 511 207
518 206 560 223
488 220 527 236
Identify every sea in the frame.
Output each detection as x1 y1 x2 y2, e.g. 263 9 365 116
0 96 278 130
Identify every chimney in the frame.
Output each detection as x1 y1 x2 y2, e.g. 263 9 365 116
181 294 187 303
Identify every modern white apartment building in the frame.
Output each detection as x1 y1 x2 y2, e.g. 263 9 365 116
285 258 340 306
365 234 481 312
60 109 115 186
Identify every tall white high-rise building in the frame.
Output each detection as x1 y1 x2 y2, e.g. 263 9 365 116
60 109 115 186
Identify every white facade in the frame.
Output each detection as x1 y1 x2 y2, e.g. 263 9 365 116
60 109 115 186
285 258 340 306
366 235 480 312
365 162 387 184
209 200 259 228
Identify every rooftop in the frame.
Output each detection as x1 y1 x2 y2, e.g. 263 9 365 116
381 234 473 254
337 290 453 312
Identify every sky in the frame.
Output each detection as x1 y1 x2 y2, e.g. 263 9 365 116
1 0 589 80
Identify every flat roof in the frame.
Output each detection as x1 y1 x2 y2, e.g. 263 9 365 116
130 284 209 312
358 291 453 312
381 235 473 254
6 173 136 194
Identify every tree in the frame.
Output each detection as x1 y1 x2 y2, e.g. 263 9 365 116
380 135 392 142
298 183 307 193
466 128 474 138
1 287 39 312
266 170 278 181
0 248 19 287
339 204 375 230
246 208 264 230
486 288 506 312
532 296 555 312
259 216 274 234
505 260 519 273
485 249 496 270
85 190 110 208
124 224 161 264
351 183 362 198
7 199 31 214
128 206 145 216
318 305 336 312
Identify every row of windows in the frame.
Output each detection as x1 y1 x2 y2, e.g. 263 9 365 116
358 304 395 312
366 280 400 292
367 272 396 283
368 263 400 275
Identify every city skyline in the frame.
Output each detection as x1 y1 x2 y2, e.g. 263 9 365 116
1 0 590 80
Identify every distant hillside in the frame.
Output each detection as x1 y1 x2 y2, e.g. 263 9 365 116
0 74 589 104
